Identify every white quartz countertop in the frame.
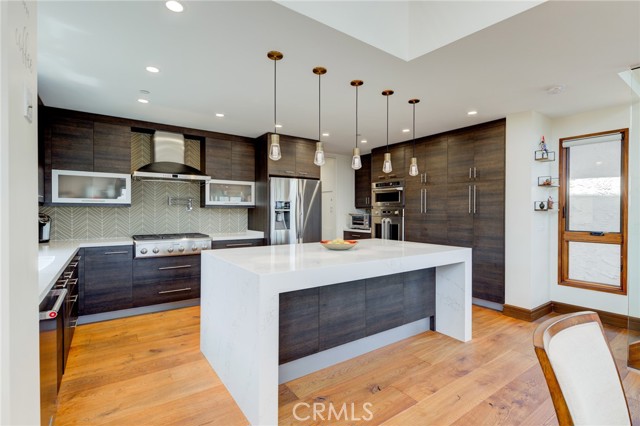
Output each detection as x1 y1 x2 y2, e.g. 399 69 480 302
38 238 133 303
210 230 264 241
202 238 469 279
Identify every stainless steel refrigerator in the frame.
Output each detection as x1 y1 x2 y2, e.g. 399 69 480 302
270 177 322 245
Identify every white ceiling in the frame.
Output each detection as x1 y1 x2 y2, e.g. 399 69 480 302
37 1 640 156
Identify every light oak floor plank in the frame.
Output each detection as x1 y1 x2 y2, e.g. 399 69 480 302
55 305 640 425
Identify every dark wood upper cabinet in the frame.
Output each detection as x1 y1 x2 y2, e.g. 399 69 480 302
354 154 371 209
51 117 94 172
202 137 255 182
93 122 132 174
231 139 255 181
371 144 405 182
447 121 505 184
263 134 320 179
447 130 475 184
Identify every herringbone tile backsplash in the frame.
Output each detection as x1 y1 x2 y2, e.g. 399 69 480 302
40 133 249 240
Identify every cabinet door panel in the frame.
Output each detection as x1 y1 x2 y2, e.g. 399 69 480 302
371 145 405 181
423 184 449 244
473 122 505 182
447 131 474 184
365 274 404 336
51 117 94 171
354 154 371 208
268 137 296 177
404 269 436 324
319 281 366 351
204 138 232 180
295 140 320 179
446 183 473 247
82 246 133 314
424 136 448 185
343 231 371 240
93 122 131 174
231 140 255 181
279 288 319 364
133 276 200 307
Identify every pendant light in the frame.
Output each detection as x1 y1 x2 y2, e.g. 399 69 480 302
382 89 394 174
313 67 327 167
351 80 363 170
267 51 283 161
408 99 420 177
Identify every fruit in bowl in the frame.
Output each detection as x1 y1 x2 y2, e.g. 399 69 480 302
320 239 358 250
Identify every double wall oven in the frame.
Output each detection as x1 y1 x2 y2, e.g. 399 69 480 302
371 180 404 241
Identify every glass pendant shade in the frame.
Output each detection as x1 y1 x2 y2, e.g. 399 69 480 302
351 147 362 170
382 152 393 173
409 157 419 176
269 133 281 161
314 142 325 166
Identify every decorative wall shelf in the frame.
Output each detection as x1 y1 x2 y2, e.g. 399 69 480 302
534 201 551 211
537 176 559 187
534 150 555 162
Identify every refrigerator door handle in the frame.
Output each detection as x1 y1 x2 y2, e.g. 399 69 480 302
299 180 321 243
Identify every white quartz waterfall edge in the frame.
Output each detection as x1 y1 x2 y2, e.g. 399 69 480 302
200 239 472 426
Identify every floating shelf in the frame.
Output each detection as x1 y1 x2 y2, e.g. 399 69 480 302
534 201 554 211
534 150 555 162
538 176 559 187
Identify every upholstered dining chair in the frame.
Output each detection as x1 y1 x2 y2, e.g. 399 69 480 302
533 311 631 426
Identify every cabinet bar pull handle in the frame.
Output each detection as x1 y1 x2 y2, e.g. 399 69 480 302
70 295 78 303
225 243 253 247
63 272 73 279
159 287 192 294
67 278 78 286
424 189 428 213
474 167 477 179
420 188 423 214
285 170 295 174
69 262 78 268
473 185 477 214
104 251 129 255
54 279 68 289
468 185 472 214
158 265 192 270
469 168 472 179
299 171 308 175
350 235 361 238
70 319 78 328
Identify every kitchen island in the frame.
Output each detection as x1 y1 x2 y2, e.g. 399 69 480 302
200 239 472 425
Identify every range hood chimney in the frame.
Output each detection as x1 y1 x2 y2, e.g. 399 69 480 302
132 131 210 182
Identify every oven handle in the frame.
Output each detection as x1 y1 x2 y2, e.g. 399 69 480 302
372 187 404 193
39 289 67 320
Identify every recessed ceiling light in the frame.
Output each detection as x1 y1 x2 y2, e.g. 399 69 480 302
402 129 410 133
215 113 224 118
165 1 184 12
596 161 603 165
145 66 160 73
275 124 283 128
467 110 478 116
322 132 329 137
137 98 149 104
547 85 566 95
361 139 367 144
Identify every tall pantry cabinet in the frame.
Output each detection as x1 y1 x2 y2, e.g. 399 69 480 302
403 119 505 304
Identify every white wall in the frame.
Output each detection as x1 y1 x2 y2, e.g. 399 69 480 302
329 153 356 237
505 111 552 310
0 1 41 424
549 104 636 315
506 104 636 316
320 157 337 240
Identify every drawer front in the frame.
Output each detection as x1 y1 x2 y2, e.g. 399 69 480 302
133 255 201 283
211 239 264 249
82 246 133 315
133 276 200 307
343 231 371 240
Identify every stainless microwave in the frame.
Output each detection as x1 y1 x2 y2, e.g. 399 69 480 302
371 180 404 207
348 213 370 230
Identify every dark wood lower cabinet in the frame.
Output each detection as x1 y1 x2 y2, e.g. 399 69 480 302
279 288 319 364
279 269 435 364
210 239 264 249
81 246 133 315
343 231 371 240
319 281 366 351
132 255 201 307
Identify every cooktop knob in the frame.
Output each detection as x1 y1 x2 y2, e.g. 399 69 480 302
167 247 174 253
201 243 209 249
191 245 198 252
140 248 148 254
152 247 159 254
178 245 185 252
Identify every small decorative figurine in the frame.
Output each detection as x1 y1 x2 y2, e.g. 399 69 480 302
547 196 554 210
539 136 548 158
539 201 545 210
543 178 551 186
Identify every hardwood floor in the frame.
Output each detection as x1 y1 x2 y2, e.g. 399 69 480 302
55 306 640 425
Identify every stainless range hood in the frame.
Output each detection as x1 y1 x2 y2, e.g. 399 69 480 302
132 131 210 182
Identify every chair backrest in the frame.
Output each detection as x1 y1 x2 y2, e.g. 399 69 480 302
533 311 631 426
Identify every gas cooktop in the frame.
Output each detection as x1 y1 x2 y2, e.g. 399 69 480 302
132 233 211 258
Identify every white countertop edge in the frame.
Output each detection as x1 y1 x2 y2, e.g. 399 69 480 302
210 230 264 241
343 228 372 233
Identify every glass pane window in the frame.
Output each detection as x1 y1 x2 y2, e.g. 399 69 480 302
568 242 620 287
567 140 621 233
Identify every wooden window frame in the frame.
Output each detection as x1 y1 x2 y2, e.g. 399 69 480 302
558 128 628 295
